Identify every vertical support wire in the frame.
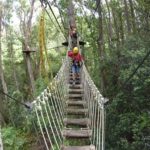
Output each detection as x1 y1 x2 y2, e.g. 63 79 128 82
54 59 69 120
101 109 103 150
88 84 92 130
45 93 62 143
82 71 86 105
102 106 105 150
99 105 102 150
93 96 97 145
39 103 54 150
47 90 63 139
87 82 91 120
49 91 63 128
91 91 95 144
85 81 89 118
104 108 106 150
56 59 68 110
35 106 50 150
54 81 64 119
50 82 64 126
53 80 64 121
60 78 68 114
60 68 68 112
95 100 98 150
84 80 87 109
96 104 100 150
42 97 60 150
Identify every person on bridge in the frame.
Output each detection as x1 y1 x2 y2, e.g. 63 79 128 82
70 27 77 38
70 26 77 48
68 47 83 85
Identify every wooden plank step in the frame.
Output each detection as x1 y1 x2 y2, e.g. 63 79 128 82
69 89 83 93
69 73 81 76
67 99 84 101
69 94 83 98
67 109 88 115
62 129 92 138
64 118 90 126
69 84 82 89
66 101 86 106
69 76 80 80
69 79 81 82
69 81 81 85
61 145 95 150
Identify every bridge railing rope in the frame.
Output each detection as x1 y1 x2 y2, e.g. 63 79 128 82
81 64 108 150
31 57 70 150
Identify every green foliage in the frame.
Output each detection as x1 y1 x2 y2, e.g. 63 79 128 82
105 35 150 150
2 127 27 150
34 76 47 97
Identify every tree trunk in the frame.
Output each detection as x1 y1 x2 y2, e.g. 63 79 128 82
6 34 20 91
22 42 35 94
21 0 35 94
0 96 5 125
103 14 110 49
97 0 105 93
128 0 136 33
27 0 35 34
0 7 7 125
119 11 124 44
10 42 20 91
110 0 121 87
68 0 76 28
124 0 131 34
26 54 35 93
110 1 120 47
105 0 113 48
0 7 8 99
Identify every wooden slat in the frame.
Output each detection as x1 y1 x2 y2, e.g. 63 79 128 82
69 94 83 98
69 84 82 89
69 76 80 80
67 98 83 101
61 145 95 150
69 89 83 92
66 100 86 106
69 81 81 85
69 79 81 82
69 89 83 94
69 73 81 76
62 129 92 138
67 109 88 115
64 118 90 126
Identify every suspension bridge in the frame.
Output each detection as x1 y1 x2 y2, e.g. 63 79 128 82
30 47 107 150
28 15 109 148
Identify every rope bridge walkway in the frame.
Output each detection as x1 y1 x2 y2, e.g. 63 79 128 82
31 55 108 150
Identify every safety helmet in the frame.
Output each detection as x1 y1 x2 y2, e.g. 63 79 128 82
73 47 79 54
